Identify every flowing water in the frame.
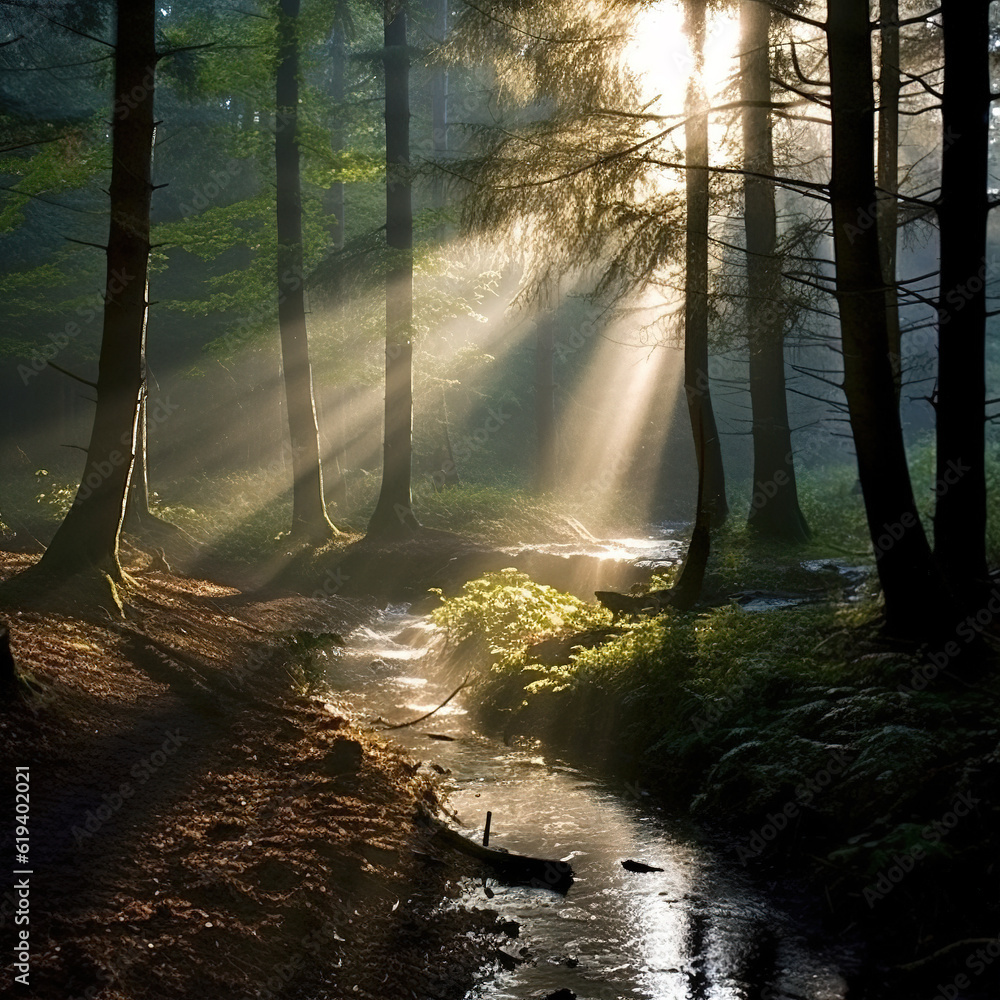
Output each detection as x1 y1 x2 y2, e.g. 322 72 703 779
317 578 858 1000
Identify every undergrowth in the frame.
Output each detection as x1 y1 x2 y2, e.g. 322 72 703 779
431 570 1000 928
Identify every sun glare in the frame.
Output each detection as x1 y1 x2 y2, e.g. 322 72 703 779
627 2 742 118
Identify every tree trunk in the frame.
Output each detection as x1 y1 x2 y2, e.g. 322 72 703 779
328 387 349 511
827 0 951 636
877 0 902 404
430 0 448 212
19 0 155 582
325 23 349 511
741 0 809 542
328 22 347 253
126 385 152 524
671 406 711 611
534 320 557 492
368 6 419 535
439 387 459 486
276 0 338 542
683 0 728 527
933 0 990 595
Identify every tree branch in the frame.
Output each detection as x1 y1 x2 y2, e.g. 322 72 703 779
47 362 97 389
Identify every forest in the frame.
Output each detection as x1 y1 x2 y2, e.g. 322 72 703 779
0 1 998 998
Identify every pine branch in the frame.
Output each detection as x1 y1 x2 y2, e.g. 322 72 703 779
47 362 97 389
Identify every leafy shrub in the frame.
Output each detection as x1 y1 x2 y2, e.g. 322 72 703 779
429 567 610 656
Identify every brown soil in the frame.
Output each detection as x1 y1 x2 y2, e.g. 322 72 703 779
0 551 514 1000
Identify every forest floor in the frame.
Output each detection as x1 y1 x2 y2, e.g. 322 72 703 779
4 520 998 1000
0 549 517 1000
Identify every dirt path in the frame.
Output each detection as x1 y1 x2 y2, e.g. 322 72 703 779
0 554 513 1000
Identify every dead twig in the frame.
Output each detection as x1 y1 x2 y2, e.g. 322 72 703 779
379 674 472 730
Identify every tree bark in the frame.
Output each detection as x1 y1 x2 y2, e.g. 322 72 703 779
671 405 711 612
368 6 419 534
933 0 990 594
877 0 902 405
430 0 449 212
325 23 349 511
126 385 152 525
276 0 338 542
21 0 156 582
827 0 951 636
683 0 728 527
328 22 347 254
534 320 557 491
741 0 809 542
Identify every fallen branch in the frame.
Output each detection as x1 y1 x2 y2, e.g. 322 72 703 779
895 938 999 972
380 673 471 730
416 809 574 893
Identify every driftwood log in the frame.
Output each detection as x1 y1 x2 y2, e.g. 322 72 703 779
594 589 675 621
416 809 574 893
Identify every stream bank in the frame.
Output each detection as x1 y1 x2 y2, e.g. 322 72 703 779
407 559 1000 1000
323 604 860 999
4 529 997 1000
0 551 512 1000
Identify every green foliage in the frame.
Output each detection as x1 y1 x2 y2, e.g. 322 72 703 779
0 124 108 232
404 484 557 542
785 464 872 558
31 470 76 519
429 568 609 655
431 568 999 888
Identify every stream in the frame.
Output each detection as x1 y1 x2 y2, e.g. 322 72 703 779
319 539 859 1000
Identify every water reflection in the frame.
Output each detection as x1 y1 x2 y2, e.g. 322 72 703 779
324 600 851 1000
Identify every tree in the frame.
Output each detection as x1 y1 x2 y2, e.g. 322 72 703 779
740 0 809 542
5 0 156 596
368 3 420 535
534 317 557 490
933 0 991 598
670 405 712 610
876 0 902 404
427 0 449 211
276 0 339 543
322 12 354 513
826 0 950 635
683 0 729 528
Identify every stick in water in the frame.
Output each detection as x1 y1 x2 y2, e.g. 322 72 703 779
381 673 472 730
